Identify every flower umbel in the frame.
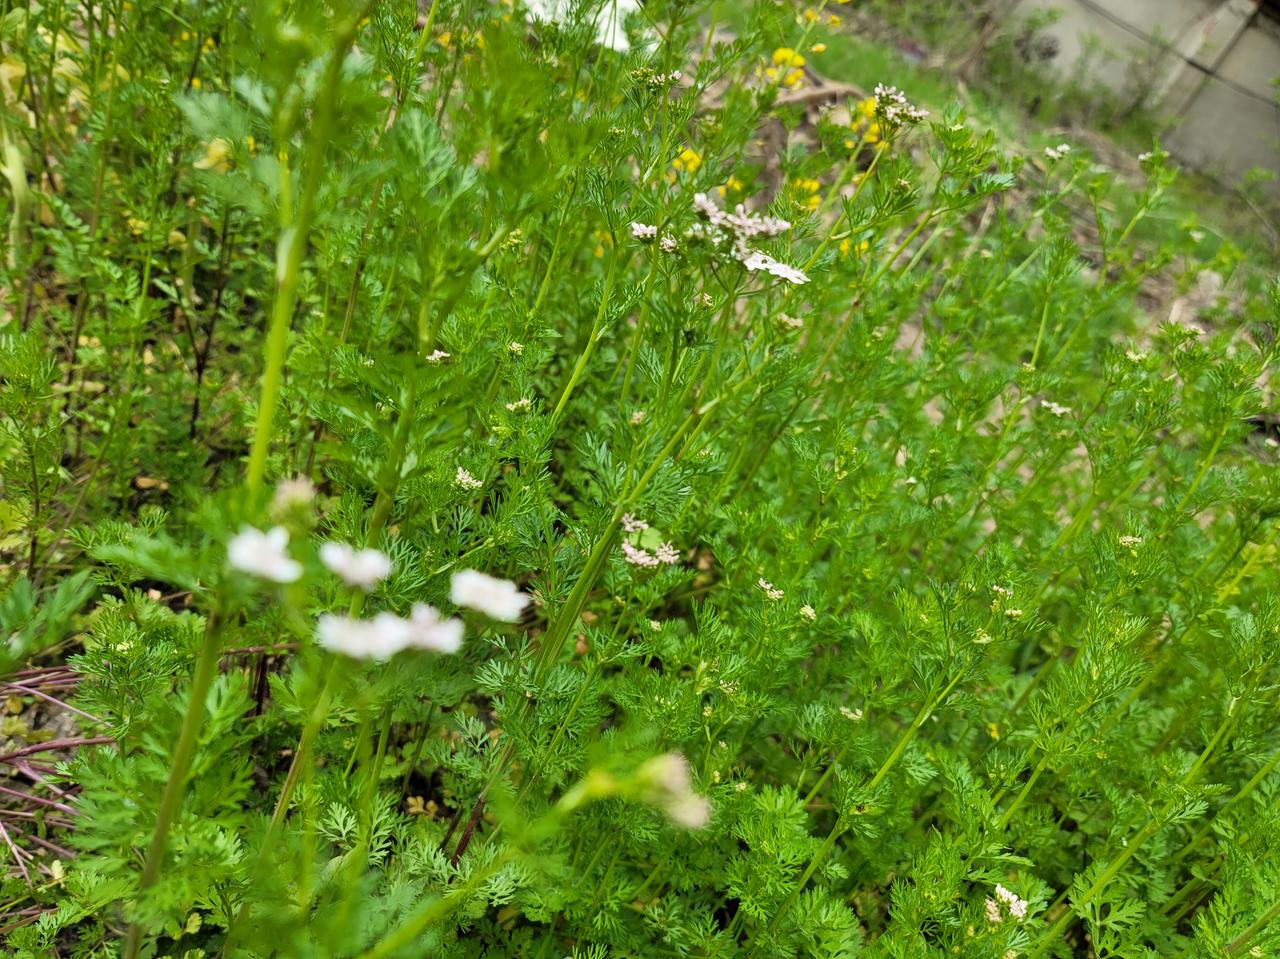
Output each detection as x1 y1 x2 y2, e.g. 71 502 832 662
228 526 302 583
450 569 529 622
319 542 392 590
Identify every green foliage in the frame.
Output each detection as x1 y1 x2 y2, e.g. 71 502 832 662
0 1 1277 957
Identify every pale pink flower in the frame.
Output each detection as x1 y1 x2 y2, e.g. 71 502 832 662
450 569 528 622
404 604 464 654
317 612 410 661
228 526 302 583
621 542 660 567
320 542 392 590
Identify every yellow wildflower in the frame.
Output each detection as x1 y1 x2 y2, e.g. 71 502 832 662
193 137 232 172
671 147 702 175
772 47 805 69
190 77 202 89
857 96 877 120
810 43 826 53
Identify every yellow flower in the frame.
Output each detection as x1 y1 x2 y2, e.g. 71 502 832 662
771 47 805 69
167 229 187 249
190 77 202 89
827 14 841 26
839 238 869 257
865 122 881 144
857 96 877 120
246 135 257 155
671 147 702 175
795 177 821 194
810 43 826 53
127 217 148 236
802 8 818 22
193 137 232 172
438 31 452 47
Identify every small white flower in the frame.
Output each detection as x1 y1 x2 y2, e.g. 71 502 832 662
505 397 532 412
450 569 529 622
1125 349 1147 363
655 542 681 564
873 84 928 124
1118 535 1143 548
629 409 647 425
1042 400 1072 417
840 706 863 720
741 249 809 285
621 513 649 533
509 341 525 354
317 612 409 661
659 234 678 253
994 884 1029 921
630 221 658 241
622 541 660 567
404 603 464 653
1044 143 1071 161
757 578 784 601
800 604 816 621
778 313 804 329
455 467 483 491
426 349 450 363
984 897 1003 924
320 542 392 590
270 477 315 515
228 526 302 583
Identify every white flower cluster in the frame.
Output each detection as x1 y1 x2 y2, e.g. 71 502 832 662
1041 400 1072 417
455 467 483 490
873 84 929 125
621 540 681 567
690 192 809 285
228 527 302 583
984 884 1029 924
319 542 392 589
630 221 657 241
620 515 680 567
757 578 784 601
1044 143 1071 161
318 605 463 659
228 522 530 660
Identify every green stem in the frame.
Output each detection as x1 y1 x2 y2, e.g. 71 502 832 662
245 3 372 496
122 601 226 959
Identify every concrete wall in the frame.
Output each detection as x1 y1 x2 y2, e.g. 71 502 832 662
1167 14 1280 190
1017 0 1280 194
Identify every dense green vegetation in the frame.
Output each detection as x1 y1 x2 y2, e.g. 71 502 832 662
0 1 1277 956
